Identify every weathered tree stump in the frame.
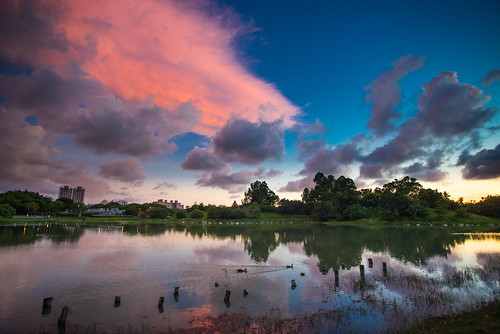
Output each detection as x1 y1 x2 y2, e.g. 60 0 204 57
57 306 68 329
174 287 180 302
341 263 345 270
157 297 165 313
224 290 231 303
359 265 365 284
243 289 248 297
42 297 53 315
291 279 297 289
368 258 373 268
215 282 219 287
322 265 327 272
382 262 388 277
300 272 305 276
114 296 121 307
334 269 339 287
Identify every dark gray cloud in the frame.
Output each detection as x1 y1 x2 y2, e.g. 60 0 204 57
213 117 284 164
195 166 281 193
417 71 495 137
481 69 500 87
98 159 146 184
462 144 500 180
456 150 472 166
359 71 497 179
365 55 425 136
0 64 201 158
0 108 110 197
293 119 329 161
180 147 229 171
152 181 177 190
0 0 69 65
300 142 361 176
279 177 313 192
402 151 448 182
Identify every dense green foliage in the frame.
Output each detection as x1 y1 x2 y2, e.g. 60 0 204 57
0 203 16 218
298 173 465 221
0 190 52 215
243 180 279 210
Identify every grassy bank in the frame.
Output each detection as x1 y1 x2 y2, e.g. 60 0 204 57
1 214 499 234
397 299 500 334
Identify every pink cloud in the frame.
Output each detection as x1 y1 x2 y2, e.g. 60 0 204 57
58 0 298 132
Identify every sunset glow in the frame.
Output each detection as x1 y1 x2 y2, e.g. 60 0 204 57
1 0 499 205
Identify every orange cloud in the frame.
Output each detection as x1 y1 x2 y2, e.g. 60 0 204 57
58 0 298 134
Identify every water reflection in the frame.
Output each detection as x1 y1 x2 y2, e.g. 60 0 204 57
0 223 498 333
0 224 84 246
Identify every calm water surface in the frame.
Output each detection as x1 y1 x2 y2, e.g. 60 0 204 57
0 222 499 333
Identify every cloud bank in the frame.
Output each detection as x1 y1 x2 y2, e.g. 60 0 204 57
0 0 299 200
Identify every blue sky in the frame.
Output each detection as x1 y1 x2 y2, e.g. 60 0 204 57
1 0 499 205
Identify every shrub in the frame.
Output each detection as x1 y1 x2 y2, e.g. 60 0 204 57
243 203 261 218
189 209 204 219
175 210 187 219
0 203 15 218
454 207 469 218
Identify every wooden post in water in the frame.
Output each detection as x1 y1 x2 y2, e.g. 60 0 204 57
174 287 179 302
57 306 68 330
224 290 231 302
243 289 248 297
334 269 339 287
359 265 365 285
291 279 297 289
42 297 53 315
382 262 388 277
114 296 121 307
341 263 345 270
224 289 231 307
368 258 373 268
158 297 164 313
322 265 327 273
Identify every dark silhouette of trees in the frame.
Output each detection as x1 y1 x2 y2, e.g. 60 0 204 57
243 180 279 211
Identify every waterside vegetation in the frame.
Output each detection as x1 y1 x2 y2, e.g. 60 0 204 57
1 174 499 225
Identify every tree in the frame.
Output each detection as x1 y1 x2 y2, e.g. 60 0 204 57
243 203 261 218
243 181 279 210
25 202 39 215
148 207 169 218
382 176 422 199
312 201 335 221
71 202 86 217
47 200 65 216
277 199 310 215
189 209 204 219
175 210 187 219
0 203 15 218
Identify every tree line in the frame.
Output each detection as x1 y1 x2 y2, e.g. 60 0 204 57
1 173 499 220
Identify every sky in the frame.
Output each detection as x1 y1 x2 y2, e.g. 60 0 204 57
1 0 500 206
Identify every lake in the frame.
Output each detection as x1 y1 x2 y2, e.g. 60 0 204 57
0 222 499 333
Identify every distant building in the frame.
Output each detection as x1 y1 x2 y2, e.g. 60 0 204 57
86 207 123 216
58 185 86 203
72 186 86 203
154 199 184 210
58 185 73 200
